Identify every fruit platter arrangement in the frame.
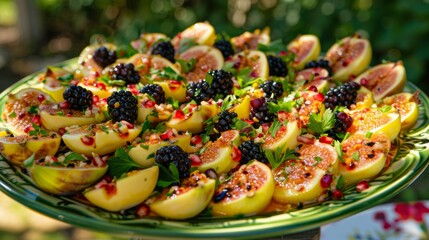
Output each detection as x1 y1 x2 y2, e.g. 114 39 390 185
0 22 428 239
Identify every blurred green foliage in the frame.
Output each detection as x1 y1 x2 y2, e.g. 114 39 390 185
30 0 429 92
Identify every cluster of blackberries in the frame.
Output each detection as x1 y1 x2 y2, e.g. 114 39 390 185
324 82 360 110
63 85 93 110
186 69 233 103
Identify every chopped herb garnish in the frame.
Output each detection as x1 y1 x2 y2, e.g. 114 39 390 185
334 140 344 162
267 100 295 113
107 148 143 178
264 144 298 170
379 105 392 113
177 59 196 73
8 111 16 118
366 131 373 139
178 38 197 54
58 73 73 81
156 163 181 188
352 152 360 161
101 125 109 134
307 108 335 135
63 152 87 164
268 119 282 137
313 156 323 166
28 106 38 114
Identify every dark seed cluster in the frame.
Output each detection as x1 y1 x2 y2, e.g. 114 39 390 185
267 55 287 77
238 140 268 165
155 145 191 180
107 90 138 123
151 41 175 63
214 110 238 133
324 81 360 110
139 84 166 104
92 46 117 68
63 85 93 110
109 63 141 85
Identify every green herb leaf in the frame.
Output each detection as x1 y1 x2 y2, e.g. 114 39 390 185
313 156 323 166
156 163 181 188
23 154 35 168
140 120 151 136
307 108 335 135
334 140 344 162
177 59 196 73
268 119 282 137
257 39 285 54
8 111 16 118
63 152 87 164
264 144 298 170
58 73 73 81
101 125 109 134
107 148 143 178
337 175 344 190
267 100 295 113
178 38 197 54
379 105 392 113
365 131 373 139
28 106 38 114
352 152 360 161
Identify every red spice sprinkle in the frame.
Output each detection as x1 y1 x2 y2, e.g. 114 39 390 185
319 136 334 144
356 180 370 192
169 80 181 91
81 136 95 146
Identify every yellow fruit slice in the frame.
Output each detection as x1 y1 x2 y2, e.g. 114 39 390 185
178 45 224 82
26 155 108 196
354 62 406 101
263 121 301 153
325 35 372 82
347 107 401 141
148 171 215 219
211 160 275 216
39 103 106 131
351 86 374 110
154 80 187 103
339 132 391 186
287 34 321 70
62 121 142 156
0 132 61 166
198 143 234 174
231 95 251 119
128 140 169 168
172 22 216 50
2 88 53 136
84 166 159 212
382 92 419 130
272 140 339 204
166 109 205 134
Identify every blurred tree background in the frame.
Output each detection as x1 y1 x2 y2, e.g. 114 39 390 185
0 0 428 92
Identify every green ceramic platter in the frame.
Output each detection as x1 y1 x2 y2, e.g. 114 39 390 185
0 59 428 239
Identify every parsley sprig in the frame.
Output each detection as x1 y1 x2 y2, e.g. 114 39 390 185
264 144 298 170
307 108 335 135
107 148 143 178
156 163 181 188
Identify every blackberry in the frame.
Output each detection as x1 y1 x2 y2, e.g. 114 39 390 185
63 85 93 110
260 80 284 99
109 63 140 85
107 90 138 123
238 140 268 165
304 59 333 76
139 84 166 104
150 41 175 63
250 98 276 124
214 111 237 133
92 46 117 68
208 69 233 98
155 145 191 180
213 39 234 59
324 82 360 110
267 55 287 77
186 80 214 104
328 112 353 139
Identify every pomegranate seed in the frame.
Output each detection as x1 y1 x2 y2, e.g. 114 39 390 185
24 125 33 133
250 98 265 109
231 146 242 162
120 120 134 129
57 128 66 136
320 174 333 188
37 94 46 102
81 136 95 146
92 95 99 104
314 92 325 102
144 99 156 108
169 80 181 91
60 101 70 109
173 110 185 120
319 136 334 144
279 50 287 56
95 82 106 90
188 104 197 113
261 123 270 133
332 189 343 200
104 183 117 196
250 71 259 78
360 77 368 86
191 135 202 145
356 180 370 192
160 129 173 140
189 154 202 166
32 115 41 126
135 203 150 217
308 85 318 92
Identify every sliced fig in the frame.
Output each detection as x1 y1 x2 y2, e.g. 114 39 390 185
382 92 419 130
41 66 74 102
230 27 270 52
25 152 108 195
84 166 159 212
354 61 406 101
339 132 391 186
147 171 215 219
153 80 187 103
210 160 275 216
77 43 117 76
197 141 235 174
325 34 372 82
166 109 205 134
2 88 53 136
351 86 374 110
294 67 330 92
127 139 169 168
272 140 338 204
287 34 321 70
172 22 216 51
131 33 168 53
62 121 142 156
229 50 269 79
178 45 224 82
39 102 106 131
263 121 301 153
0 132 61 166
